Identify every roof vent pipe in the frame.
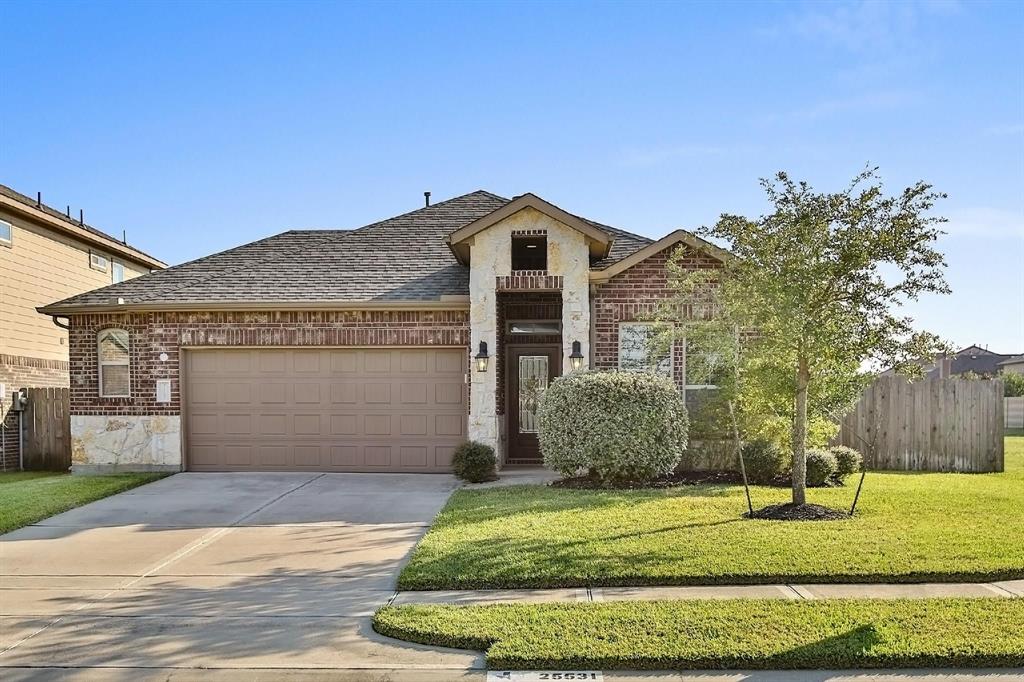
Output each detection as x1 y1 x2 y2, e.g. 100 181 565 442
424 191 431 207
36 192 41 207
79 209 84 225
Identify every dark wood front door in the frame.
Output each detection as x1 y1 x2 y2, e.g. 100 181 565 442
507 345 560 464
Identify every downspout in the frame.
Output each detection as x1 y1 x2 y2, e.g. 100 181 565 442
50 315 70 331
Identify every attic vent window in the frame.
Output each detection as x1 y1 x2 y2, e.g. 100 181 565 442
512 235 547 271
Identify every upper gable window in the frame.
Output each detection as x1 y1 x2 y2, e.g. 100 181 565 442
111 261 126 283
0 220 12 246
90 252 109 272
511 235 547 271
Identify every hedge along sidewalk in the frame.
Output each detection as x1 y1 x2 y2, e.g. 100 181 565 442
390 580 1024 606
373 598 1024 670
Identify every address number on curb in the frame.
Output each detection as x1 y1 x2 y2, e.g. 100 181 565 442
487 672 603 681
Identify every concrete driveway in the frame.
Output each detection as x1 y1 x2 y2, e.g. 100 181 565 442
0 472 482 676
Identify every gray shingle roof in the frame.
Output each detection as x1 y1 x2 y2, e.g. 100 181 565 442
41 190 657 311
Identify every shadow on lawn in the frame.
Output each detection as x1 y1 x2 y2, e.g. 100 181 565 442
760 624 881 670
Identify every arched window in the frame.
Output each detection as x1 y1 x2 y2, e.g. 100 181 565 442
97 329 131 397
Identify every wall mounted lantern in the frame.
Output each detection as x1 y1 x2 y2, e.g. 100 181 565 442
475 341 490 372
569 340 585 371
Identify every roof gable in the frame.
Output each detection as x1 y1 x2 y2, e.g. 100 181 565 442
589 229 730 282
446 193 613 264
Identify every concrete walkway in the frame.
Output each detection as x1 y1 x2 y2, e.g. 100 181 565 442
393 580 1024 606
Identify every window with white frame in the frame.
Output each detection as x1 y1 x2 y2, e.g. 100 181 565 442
618 322 672 376
111 261 126 283
90 252 109 272
97 329 130 397
0 220 12 245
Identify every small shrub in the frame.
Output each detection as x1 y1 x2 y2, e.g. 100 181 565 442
538 370 688 484
805 448 838 487
452 441 498 483
740 439 786 484
830 446 863 483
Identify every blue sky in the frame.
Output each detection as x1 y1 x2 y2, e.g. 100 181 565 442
2 0 1021 352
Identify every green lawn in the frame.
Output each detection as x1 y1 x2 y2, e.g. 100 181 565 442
399 435 1024 589
374 598 1024 670
0 471 167 534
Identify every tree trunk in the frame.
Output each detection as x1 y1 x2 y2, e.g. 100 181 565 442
791 356 809 505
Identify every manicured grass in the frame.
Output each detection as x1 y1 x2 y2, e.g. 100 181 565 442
374 598 1024 670
399 436 1024 589
0 471 167 534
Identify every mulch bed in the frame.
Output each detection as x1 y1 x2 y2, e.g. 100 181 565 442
745 502 850 521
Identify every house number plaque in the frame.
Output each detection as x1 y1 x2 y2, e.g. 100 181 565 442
487 673 602 681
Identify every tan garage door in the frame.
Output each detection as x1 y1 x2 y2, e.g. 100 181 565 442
185 348 467 472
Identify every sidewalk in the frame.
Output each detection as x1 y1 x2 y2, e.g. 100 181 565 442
391 579 1024 606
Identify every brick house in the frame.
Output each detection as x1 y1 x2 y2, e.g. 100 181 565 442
0 184 165 469
40 191 726 473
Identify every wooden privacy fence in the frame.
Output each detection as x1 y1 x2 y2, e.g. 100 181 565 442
834 376 1004 473
22 387 71 471
1006 397 1024 429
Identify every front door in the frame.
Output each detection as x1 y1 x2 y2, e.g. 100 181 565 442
507 345 560 464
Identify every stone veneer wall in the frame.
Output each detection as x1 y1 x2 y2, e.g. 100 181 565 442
1 354 70 470
591 244 721 388
467 207 591 454
66 310 470 471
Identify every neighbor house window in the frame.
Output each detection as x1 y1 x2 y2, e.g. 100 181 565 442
0 220 12 246
111 261 125 283
90 252 109 272
511 235 547 271
618 322 672 376
97 329 131 397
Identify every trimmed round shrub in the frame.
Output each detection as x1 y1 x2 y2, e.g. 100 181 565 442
830 446 863 483
740 439 786 484
452 441 498 483
537 370 688 483
805 448 838 487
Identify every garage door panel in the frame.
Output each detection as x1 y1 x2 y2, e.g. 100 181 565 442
259 351 287 373
222 383 251 404
401 446 428 468
186 348 466 472
295 414 321 435
365 445 392 467
364 414 392 435
330 383 358 404
294 445 322 467
259 414 288 435
364 383 391 404
331 445 361 467
293 383 322 404
435 350 463 374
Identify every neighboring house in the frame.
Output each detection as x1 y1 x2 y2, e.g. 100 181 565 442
998 355 1024 376
40 191 727 473
879 345 1024 380
1 184 165 468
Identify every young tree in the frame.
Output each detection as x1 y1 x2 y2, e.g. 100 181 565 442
660 168 949 506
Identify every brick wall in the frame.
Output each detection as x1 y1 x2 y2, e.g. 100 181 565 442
67 310 470 417
592 244 721 387
1 354 70 469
